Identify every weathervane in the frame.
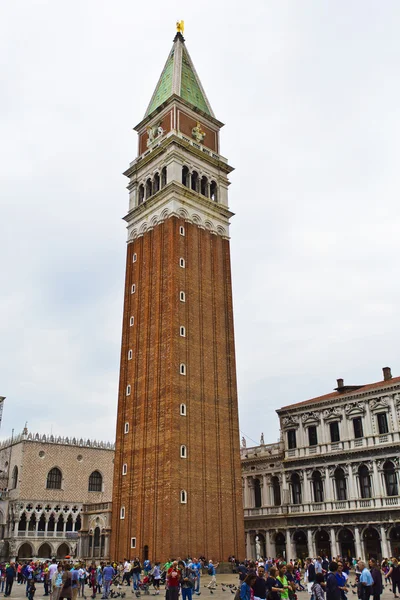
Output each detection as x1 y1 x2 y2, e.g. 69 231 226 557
176 20 184 34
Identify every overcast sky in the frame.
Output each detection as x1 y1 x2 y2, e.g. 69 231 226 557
1 1 400 446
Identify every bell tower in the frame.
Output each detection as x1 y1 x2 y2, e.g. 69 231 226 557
111 27 245 562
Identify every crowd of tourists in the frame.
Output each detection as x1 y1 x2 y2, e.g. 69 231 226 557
235 555 398 600
0 555 399 600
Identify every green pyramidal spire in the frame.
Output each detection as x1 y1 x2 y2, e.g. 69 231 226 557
145 32 214 118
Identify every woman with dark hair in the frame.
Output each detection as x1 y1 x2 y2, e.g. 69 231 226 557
266 567 282 600
240 574 257 600
312 573 325 600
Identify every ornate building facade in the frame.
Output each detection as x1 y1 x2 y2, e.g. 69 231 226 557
242 367 400 561
0 428 114 561
111 29 245 562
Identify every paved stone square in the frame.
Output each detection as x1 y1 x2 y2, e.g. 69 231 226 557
3 574 396 600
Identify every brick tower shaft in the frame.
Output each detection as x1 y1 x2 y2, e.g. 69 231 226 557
111 30 245 562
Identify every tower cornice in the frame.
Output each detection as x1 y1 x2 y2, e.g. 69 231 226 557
124 134 233 180
123 181 233 241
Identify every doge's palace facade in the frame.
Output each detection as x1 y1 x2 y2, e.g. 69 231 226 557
242 367 400 562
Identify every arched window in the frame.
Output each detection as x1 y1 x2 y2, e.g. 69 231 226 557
11 466 18 489
272 476 281 506
46 467 62 490
138 184 145 205
384 460 398 496
291 473 302 505
210 181 218 202
191 171 199 192
88 471 103 492
153 172 160 193
254 478 262 508
75 514 81 531
180 404 187 416
145 178 152 199
182 166 189 187
180 445 187 459
201 176 208 197
334 467 347 500
358 465 372 499
180 490 187 504
180 364 186 375
312 471 324 503
94 526 100 548
161 166 167 188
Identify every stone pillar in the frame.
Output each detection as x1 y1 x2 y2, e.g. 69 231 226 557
330 528 338 558
35 518 39 535
246 531 252 559
364 403 373 439
354 527 363 560
286 530 293 561
244 477 251 508
325 467 334 501
262 475 270 506
303 476 311 503
372 461 382 498
348 467 358 500
266 530 273 558
307 529 314 558
380 526 389 559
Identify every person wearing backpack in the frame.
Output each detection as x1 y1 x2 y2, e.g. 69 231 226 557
206 561 219 591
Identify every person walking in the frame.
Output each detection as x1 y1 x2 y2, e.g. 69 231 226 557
51 565 64 600
5 563 16 597
369 559 382 600
152 563 161 595
276 564 290 600
166 562 181 600
266 567 282 600
102 562 115 600
357 561 373 600
326 563 341 600
240 574 257 600
181 565 195 600
311 574 325 600
386 558 400 599
206 561 219 591
253 565 267 600
132 559 141 592
190 558 201 595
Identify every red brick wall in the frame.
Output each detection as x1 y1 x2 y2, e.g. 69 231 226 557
177 110 218 152
139 110 173 155
111 218 244 562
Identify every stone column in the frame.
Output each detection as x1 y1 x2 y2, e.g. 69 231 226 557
266 530 273 558
246 532 252 559
307 529 314 558
364 403 373 440
330 528 338 558
286 530 293 561
45 517 49 536
348 467 358 500
354 527 363 560
372 461 382 498
35 518 39 535
244 477 251 508
303 475 311 503
325 467 334 501
262 475 270 506
380 526 389 559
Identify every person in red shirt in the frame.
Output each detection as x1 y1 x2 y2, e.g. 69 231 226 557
167 562 181 600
